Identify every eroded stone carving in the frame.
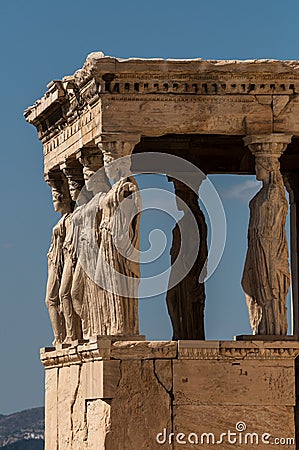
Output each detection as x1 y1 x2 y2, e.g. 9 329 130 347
59 164 85 343
71 151 111 338
45 173 73 345
44 139 142 342
93 149 141 336
166 179 208 340
242 135 292 335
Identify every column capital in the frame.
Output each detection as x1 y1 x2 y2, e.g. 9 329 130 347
44 168 65 188
75 147 103 171
167 172 205 194
60 158 84 184
95 133 141 160
243 134 292 158
44 169 71 210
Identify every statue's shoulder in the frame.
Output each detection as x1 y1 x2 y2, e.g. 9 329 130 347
113 177 138 199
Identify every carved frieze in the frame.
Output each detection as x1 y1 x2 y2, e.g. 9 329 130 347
40 340 299 370
25 53 299 174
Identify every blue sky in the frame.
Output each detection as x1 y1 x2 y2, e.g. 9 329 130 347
0 0 298 414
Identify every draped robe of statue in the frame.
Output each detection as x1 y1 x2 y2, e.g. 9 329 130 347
59 212 82 342
71 191 109 337
242 168 290 335
46 214 68 344
94 176 141 336
166 184 208 340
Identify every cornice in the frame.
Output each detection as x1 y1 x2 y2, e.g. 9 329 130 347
24 52 299 145
40 339 299 369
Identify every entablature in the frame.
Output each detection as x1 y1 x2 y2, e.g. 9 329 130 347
24 53 299 172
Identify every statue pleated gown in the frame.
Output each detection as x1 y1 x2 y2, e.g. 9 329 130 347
95 177 141 336
71 192 108 337
242 172 290 335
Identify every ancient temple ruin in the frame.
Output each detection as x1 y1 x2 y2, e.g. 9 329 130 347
25 53 299 449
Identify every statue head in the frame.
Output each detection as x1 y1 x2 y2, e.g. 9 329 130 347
103 154 131 182
51 181 72 214
68 179 83 201
85 169 111 194
83 167 95 191
51 188 64 212
78 152 103 192
62 168 85 202
46 171 73 214
255 156 280 182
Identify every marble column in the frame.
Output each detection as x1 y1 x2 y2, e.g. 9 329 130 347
166 177 208 340
44 169 73 345
60 158 87 205
70 147 110 338
242 134 292 335
54 160 85 343
95 132 141 161
95 133 142 336
284 172 299 336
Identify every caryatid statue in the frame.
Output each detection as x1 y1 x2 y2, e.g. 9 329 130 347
94 139 142 336
242 135 292 335
71 150 111 338
45 171 73 345
166 177 208 340
59 161 85 343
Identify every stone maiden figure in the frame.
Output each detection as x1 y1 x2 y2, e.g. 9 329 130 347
45 175 73 345
94 153 141 336
71 164 111 338
166 179 208 340
59 168 85 343
241 155 290 335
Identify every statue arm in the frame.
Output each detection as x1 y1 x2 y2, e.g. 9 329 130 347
113 180 141 277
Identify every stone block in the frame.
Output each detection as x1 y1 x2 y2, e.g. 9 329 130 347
173 359 295 406
235 334 298 341
57 366 71 448
111 340 177 360
43 340 298 449
84 360 121 400
106 360 172 450
45 368 58 450
154 360 173 392
71 364 88 449
172 405 295 450
86 399 111 450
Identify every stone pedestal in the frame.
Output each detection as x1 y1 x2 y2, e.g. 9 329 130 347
41 340 299 449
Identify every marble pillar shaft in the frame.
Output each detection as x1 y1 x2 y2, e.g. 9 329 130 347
166 178 208 340
243 134 292 335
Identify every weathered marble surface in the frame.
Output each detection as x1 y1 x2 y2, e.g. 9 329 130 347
24 53 299 174
26 54 299 342
45 175 73 345
167 179 208 340
60 164 84 343
44 150 142 343
242 135 291 335
26 54 299 450
42 340 298 449
173 405 294 450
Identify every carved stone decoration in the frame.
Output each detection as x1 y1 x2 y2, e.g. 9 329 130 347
93 145 141 336
166 178 208 340
45 171 73 345
71 149 111 338
59 162 85 343
242 135 292 335
25 56 299 450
